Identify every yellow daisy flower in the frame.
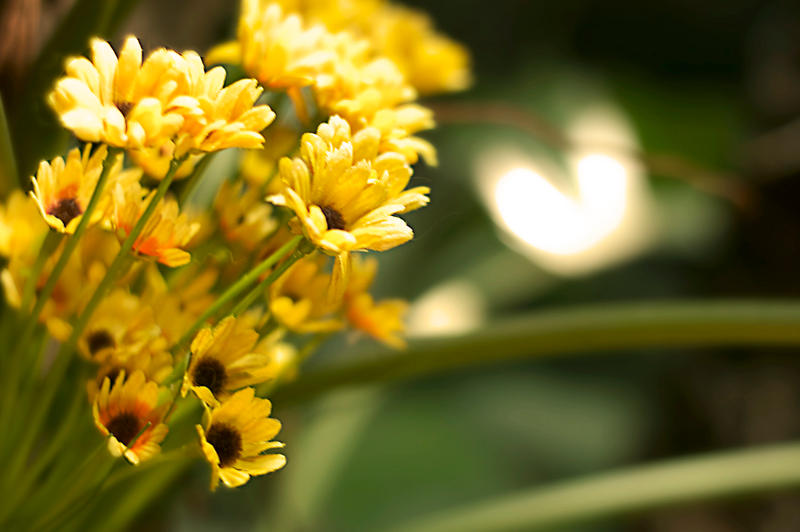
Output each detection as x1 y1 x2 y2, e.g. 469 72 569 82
92 370 169 464
344 255 407 349
128 142 202 180
29 144 119 233
267 116 429 294
111 182 200 267
269 254 344 334
196 387 285 490
183 316 280 406
47 37 191 148
367 104 437 165
49 36 274 158
215 180 278 252
239 124 299 189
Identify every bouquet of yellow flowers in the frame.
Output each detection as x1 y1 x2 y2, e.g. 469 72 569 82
0 1 469 529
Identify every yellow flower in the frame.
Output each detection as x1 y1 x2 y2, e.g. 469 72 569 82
88 347 173 402
239 124 299 189
269 254 344 334
0 189 47 262
48 37 190 148
314 41 416 128
196 387 285 490
344 255 407 348
209 1 336 91
367 104 437 165
274 0 471 95
267 116 429 295
78 288 165 360
48 36 274 157
93 370 169 464
111 182 200 267
365 4 471 95
215 180 278 251
183 316 280 406
29 144 119 233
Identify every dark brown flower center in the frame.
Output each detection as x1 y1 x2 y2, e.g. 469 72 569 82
106 412 142 446
87 329 115 355
117 101 133 118
206 422 242 467
320 205 345 231
192 357 227 396
47 198 82 226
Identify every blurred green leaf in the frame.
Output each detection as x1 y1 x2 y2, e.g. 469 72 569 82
0 94 19 197
386 441 800 532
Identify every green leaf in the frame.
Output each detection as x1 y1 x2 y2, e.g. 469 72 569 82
274 300 800 403
0 93 19 196
384 441 800 532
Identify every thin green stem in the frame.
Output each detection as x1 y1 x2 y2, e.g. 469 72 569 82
273 299 800 403
229 243 309 316
172 235 304 354
386 441 800 532
69 156 184 347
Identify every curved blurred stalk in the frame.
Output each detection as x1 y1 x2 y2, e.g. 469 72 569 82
0 93 19 196
274 300 800 402
385 441 800 532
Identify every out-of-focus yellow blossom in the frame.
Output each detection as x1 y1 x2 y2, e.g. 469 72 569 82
29 145 120 233
314 42 416 128
239 124 299 190
110 182 200 267
93 370 168 464
275 0 471 95
196 387 285 490
88 347 173 402
344 255 407 348
215 180 278 251
368 104 437 165
144 266 218 345
0 190 47 263
129 143 202 180
78 288 165 360
183 316 280 406
268 254 343 333
208 1 335 92
267 116 429 295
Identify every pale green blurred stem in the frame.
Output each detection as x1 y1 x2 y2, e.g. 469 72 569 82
274 300 800 402
387 441 800 532
177 152 214 206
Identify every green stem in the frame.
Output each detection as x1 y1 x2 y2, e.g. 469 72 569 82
69 156 184 347
386 441 800 532
229 243 309 316
273 299 800 403
172 235 304 354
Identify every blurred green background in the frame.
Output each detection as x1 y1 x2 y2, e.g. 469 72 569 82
6 0 800 530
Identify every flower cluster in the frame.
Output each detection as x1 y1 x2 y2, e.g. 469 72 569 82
0 0 469 495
